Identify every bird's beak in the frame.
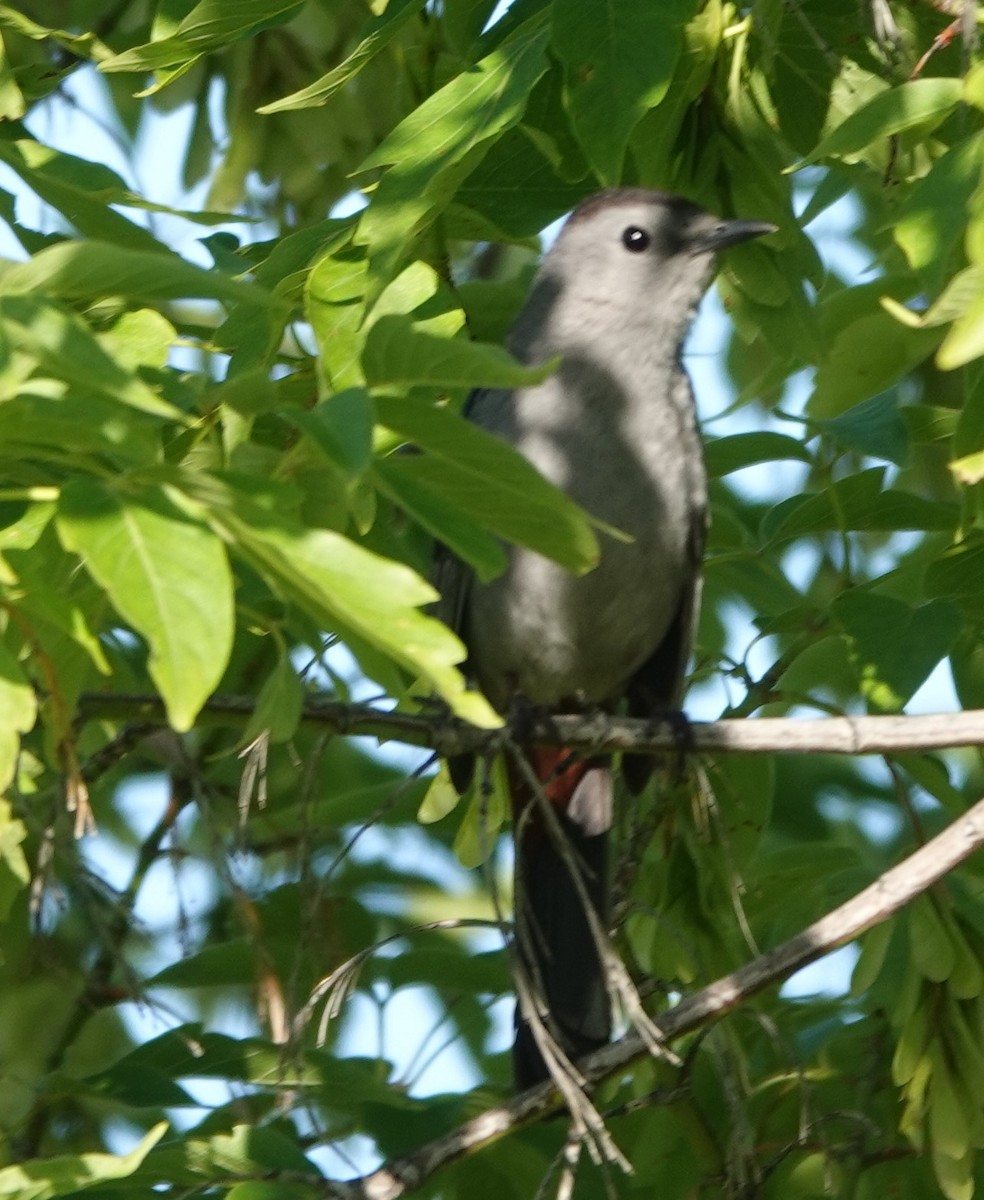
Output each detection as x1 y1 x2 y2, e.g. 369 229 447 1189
691 218 777 255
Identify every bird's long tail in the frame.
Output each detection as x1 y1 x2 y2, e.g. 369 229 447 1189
512 748 613 1088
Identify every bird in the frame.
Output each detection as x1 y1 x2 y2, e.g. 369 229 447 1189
435 188 775 1088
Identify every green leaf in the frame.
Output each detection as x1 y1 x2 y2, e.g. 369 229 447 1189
0 797 29 922
820 391 909 465
946 921 984 999
57 481 235 732
375 456 507 580
925 535 984 617
0 38 24 122
362 315 558 390
100 0 304 75
135 1121 320 1190
99 309 177 372
90 1025 311 1097
0 502 53 552
0 391 159 466
5 541 112 704
379 944 507 993
810 308 941 418
933 1146 975 1200
551 0 697 183
243 655 303 745
910 897 956 983
0 135 168 254
884 266 984 333
147 941 256 988
0 5 106 62
257 0 426 114
453 755 508 867
226 1185 313 1200
761 468 957 544
937 278 984 370
368 261 466 340
702 752 773 866
356 14 550 292
418 762 463 823
895 754 966 818
832 592 960 712
0 295 183 420
81 1061 197 1108
290 388 374 480
950 628 984 709
851 919 894 996
456 274 534 345
217 504 501 727
0 240 277 309
305 251 369 392
455 128 588 238
893 998 930 1086
951 448 984 485
795 78 964 167
895 131 984 284
929 1052 970 1161
0 1121 167 1199
374 394 598 575
0 640 36 794
903 404 959 445
370 260 451 320
703 431 812 478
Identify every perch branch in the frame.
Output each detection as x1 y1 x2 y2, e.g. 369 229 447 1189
76 694 984 760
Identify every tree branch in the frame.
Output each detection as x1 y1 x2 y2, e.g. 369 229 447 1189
324 793 984 1200
77 693 984 759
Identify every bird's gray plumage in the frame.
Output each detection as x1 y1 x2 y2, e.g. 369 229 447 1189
435 188 774 1086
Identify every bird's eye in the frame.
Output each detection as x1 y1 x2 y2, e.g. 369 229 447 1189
621 225 650 253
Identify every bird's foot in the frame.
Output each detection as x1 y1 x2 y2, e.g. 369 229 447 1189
662 708 694 784
623 706 694 793
507 694 560 744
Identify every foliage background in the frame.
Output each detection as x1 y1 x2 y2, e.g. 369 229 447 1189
2 0 984 1196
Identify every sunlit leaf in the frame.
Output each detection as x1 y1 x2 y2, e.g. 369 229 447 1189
362 315 557 390
257 0 426 114
216 504 501 728
100 0 304 74
374 393 598 575
0 640 36 795
0 1122 167 1198
356 14 550 292
0 240 277 308
0 295 183 420
794 78 964 167
0 798 29 922
57 481 235 732
552 0 697 183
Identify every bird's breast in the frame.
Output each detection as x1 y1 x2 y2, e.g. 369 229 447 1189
466 363 705 712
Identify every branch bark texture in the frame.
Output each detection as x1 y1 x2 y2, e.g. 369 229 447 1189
78 694 984 759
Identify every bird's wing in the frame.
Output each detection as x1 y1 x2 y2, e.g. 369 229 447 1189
430 461 479 793
432 538 472 644
621 503 706 793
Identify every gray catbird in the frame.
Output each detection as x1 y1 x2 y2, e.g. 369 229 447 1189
436 188 774 1088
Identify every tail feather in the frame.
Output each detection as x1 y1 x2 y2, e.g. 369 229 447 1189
512 753 613 1088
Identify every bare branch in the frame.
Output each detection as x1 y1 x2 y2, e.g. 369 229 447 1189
77 693 984 760
323 793 984 1200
